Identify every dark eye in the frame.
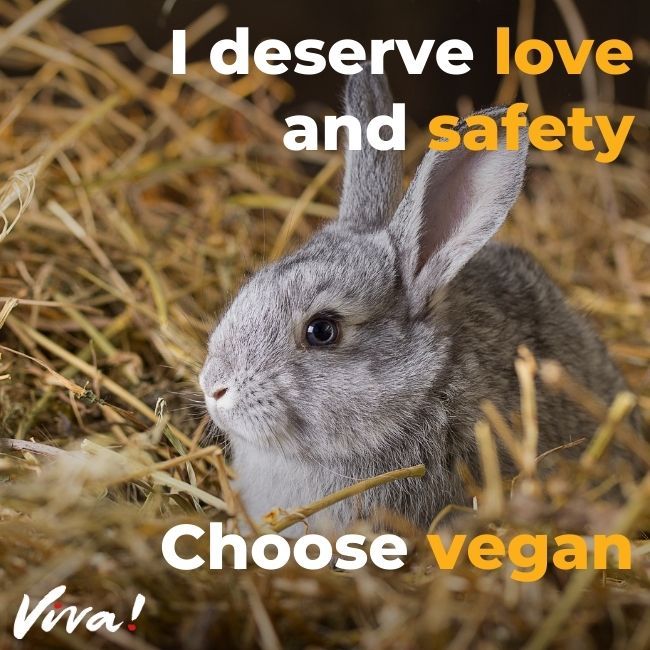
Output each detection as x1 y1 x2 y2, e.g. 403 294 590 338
305 317 340 347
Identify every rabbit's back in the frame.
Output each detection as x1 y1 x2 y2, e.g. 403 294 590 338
434 242 634 474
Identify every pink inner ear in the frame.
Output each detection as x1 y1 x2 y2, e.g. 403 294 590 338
416 150 479 273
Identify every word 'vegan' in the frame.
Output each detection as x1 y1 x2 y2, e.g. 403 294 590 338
428 533 631 582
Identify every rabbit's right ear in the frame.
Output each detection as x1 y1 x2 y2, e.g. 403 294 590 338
389 107 529 318
338 65 403 232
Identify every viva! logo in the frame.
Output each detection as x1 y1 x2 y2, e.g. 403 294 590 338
13 586 145 639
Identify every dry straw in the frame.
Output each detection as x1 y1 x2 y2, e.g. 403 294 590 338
0 0 648 648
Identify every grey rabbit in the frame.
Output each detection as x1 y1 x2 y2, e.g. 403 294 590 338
200 66 639 533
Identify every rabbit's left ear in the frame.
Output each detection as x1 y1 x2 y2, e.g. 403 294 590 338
338 65 403 232
389 108 528 317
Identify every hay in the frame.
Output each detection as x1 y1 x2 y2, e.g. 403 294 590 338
0 1 649 648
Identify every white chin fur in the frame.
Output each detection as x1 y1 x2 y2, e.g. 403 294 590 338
206 406 270 448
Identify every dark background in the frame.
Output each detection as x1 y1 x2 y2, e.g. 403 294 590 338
60 0 649 123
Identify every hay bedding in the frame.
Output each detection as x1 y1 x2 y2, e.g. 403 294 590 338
0 1 649 648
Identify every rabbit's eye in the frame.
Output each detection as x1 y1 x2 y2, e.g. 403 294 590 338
305 317 339 347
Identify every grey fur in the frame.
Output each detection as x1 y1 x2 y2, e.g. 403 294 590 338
339 62 403 231
200 67 640 533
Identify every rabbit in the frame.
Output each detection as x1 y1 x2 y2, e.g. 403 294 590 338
199 66 641 534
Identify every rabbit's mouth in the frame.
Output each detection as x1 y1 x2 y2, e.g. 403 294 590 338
204 390 300 453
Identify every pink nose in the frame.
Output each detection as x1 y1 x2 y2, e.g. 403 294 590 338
213 387 228 401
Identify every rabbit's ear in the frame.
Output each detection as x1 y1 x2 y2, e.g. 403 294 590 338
389 108 528 317
338 65 403 232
